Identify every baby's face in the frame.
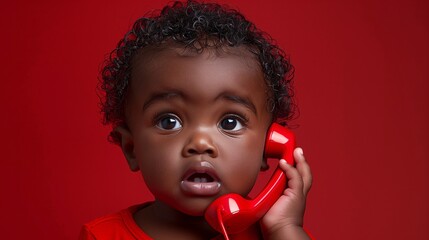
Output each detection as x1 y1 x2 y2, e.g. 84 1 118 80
123 46 272 216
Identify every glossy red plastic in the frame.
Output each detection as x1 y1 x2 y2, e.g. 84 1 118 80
204 123 296 239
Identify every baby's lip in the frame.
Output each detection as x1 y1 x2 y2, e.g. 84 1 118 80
182 161 219 182
180 161 221 196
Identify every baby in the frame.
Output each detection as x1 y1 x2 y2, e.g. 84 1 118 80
80 1 312 239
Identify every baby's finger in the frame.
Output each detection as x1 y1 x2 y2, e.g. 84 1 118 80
294 148 312 195
279 159 304 196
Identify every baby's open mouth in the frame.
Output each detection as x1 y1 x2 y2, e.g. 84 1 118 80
187 173 215 183
180 167 221 196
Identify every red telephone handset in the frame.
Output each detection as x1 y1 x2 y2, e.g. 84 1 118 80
204 123 296 239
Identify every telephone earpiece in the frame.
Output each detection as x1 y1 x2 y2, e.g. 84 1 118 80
204 123 296 239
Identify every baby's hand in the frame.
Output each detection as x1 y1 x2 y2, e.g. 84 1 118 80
260 148 312 240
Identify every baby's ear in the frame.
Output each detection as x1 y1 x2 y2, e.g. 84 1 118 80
114 126 140 172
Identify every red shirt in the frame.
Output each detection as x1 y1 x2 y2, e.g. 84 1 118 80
80 204 310 240
79 204 229 240
79 204 153 240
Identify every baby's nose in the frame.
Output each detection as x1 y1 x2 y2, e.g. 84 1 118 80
182 129 218 158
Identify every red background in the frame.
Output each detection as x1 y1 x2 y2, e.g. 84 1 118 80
1 0 428 239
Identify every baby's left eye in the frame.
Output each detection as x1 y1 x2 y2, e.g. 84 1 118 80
219 116 246 132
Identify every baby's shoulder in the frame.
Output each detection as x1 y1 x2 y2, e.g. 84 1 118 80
79 204 152 240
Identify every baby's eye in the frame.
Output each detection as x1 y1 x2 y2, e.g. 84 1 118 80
219 115 246 132
155 114 182 131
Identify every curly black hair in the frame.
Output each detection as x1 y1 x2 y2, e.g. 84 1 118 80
99 0 296 144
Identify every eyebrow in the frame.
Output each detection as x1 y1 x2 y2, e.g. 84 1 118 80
141 91 257 115
217 93 257 115
142 91 183 112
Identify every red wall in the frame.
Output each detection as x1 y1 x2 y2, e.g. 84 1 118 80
1 0 428 239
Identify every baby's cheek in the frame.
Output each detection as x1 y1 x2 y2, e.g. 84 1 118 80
222 151 263 195
136 146 182 192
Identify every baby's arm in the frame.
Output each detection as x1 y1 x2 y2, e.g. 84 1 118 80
260 148 312 240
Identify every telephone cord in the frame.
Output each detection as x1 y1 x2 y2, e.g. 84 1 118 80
216 207 230 240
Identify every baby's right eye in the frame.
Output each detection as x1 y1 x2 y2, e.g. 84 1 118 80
155 114 182 131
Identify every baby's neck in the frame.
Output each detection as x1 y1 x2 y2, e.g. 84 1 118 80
134 200 219 240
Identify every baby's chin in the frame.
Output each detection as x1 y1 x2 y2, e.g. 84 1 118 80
181 202 213 217
164 197 215 217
